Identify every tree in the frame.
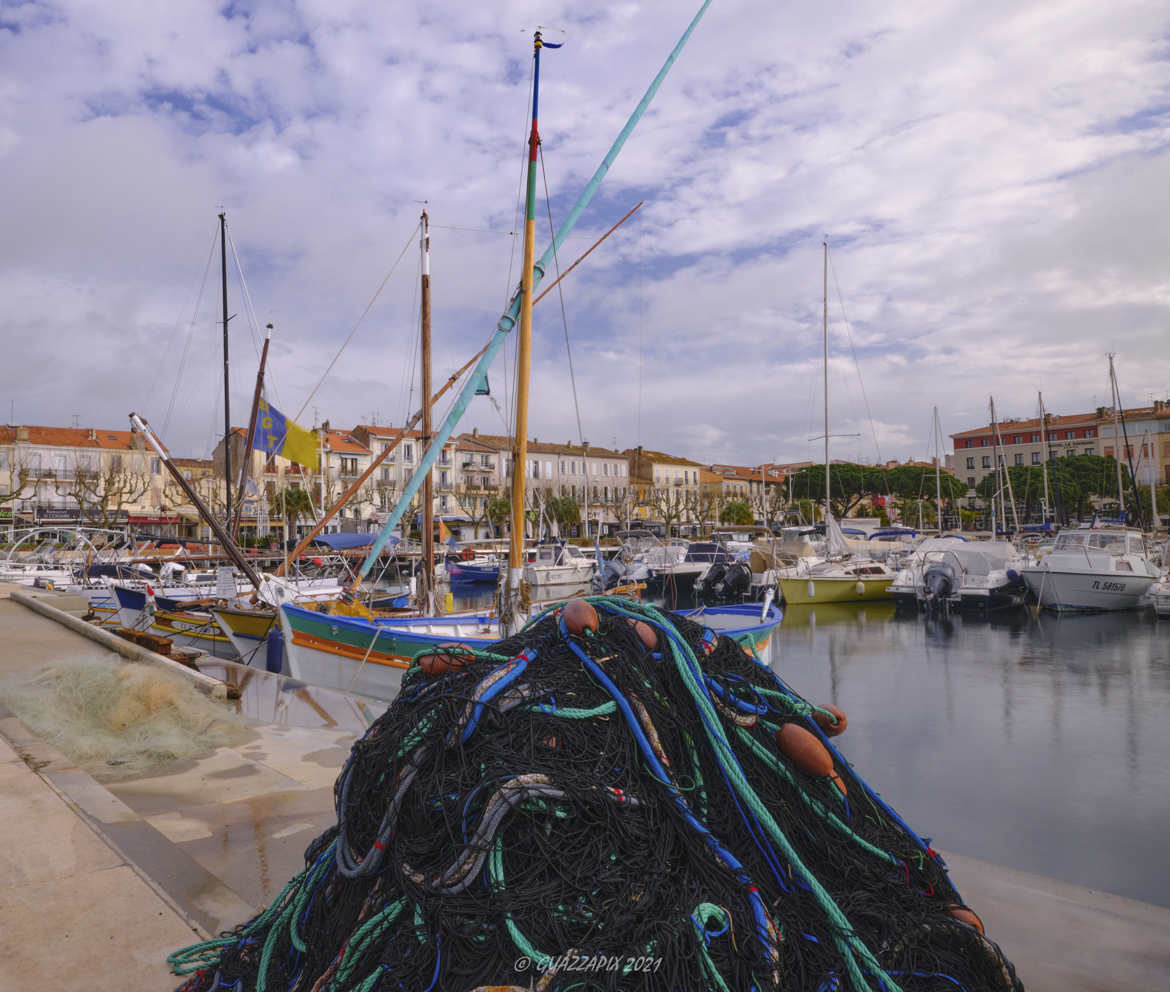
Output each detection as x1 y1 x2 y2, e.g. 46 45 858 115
273 486 314 536
648 486 688 537
486 497 511 536
455 482 500 540
719 500 754 525
56 457 151 527
546 495 580 533
0 451 33 516
686 486 720 534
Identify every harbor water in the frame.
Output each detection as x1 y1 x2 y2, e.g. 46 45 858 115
774 602 1170 910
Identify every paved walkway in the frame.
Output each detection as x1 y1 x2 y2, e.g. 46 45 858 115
2 591 1169 989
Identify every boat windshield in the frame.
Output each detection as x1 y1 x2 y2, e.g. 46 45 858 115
1086 532 1127 552
1053 532 1087 549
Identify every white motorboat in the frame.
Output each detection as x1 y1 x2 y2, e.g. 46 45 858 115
888 537 1027 611
1019 526 1158 612
523 540 595 587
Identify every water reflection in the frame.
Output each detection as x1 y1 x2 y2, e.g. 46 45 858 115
769 603 1170 907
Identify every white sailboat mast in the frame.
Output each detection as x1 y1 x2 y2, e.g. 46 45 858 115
1038 391 1051 522
933 406 943 535
823 239 830 525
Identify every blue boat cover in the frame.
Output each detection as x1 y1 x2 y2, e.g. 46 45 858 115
309 533 399 551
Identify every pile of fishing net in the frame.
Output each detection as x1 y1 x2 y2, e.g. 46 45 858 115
169 596 1023 991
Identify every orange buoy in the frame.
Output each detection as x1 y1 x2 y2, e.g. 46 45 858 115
946 905 985 934
564 598 599 636
811 704 848 737
775 723 834 779
627 618 658 650
417 643 477 677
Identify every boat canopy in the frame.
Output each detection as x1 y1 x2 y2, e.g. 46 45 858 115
309 533 398 551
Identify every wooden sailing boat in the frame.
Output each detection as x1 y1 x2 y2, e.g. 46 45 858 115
777 241 895 606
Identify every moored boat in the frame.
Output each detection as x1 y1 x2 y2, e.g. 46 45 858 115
1018 526 1158 612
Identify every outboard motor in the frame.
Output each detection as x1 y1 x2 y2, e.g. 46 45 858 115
922 560 959 610
695 563 726 601
719 562 752 600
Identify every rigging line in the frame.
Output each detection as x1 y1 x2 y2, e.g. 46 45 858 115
538 144 585 446
226 229 282 411
295 219 421 422
162 228 219 439
432 223 517 236
827 246 884 467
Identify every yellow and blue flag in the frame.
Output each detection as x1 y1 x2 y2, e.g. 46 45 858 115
252 398 319 469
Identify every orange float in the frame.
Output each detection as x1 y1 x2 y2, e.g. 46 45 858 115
775 723 834 778
946 905 985 934
811 704 848 737
417 643 477 677
627 618 658 650
564 598 600 636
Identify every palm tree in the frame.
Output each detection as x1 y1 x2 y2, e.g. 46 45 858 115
273 486 314 540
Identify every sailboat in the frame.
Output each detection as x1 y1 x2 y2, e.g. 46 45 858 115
777 241 895 607
275 24 781 700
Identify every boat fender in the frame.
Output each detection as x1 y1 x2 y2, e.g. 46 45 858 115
264 625 284 674
460 548 474 561
807 580 816 599
855 581 866 596
564 598 599 636
811 703 847 737
1006 568 1020 583
418 642 478 677
945 905 985 934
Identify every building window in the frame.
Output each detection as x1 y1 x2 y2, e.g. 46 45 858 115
560 460 566 473
404 444 413 461
1065 431 1074 441
981 456 991 468
1032 433 1041 442
1083 447 1094 456
967 476 975 486
1031 452 1041 464
439 495 448 511
980 438 988 447
603 463 609 476
1085 428 1095 438
1013 453 1022 465
1014 435 1023 445
966 457 974 469
440 470 449 487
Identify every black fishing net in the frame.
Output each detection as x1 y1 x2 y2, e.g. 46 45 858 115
169 596 1024 991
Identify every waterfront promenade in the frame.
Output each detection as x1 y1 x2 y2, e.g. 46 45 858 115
1 586 1168 990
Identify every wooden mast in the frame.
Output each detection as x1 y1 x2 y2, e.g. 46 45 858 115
231 322 271 540
220 212 232 527
505 29 560 631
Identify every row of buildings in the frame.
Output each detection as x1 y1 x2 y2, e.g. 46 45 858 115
949 400 1170 489
0 421 799 540
7 396 1162 541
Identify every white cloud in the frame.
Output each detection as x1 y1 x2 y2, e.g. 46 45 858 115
1 0 1168 470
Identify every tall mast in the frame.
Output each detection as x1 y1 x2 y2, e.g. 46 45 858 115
989 396 1020 535
823 239 830 524
1038 392 1051 523
419 210 435 614
933 406 943 535
353 3 711 586
1108 354 1125 514
505 30 560 630
232 322 271 540
220 212 232 526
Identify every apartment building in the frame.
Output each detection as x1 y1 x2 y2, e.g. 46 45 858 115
0 424 172 529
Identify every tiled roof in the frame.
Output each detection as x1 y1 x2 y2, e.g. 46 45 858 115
322 429 371 455
0 424 152 452
460 432 626 458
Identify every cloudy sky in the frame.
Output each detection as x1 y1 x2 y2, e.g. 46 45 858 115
2 0 1168 468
